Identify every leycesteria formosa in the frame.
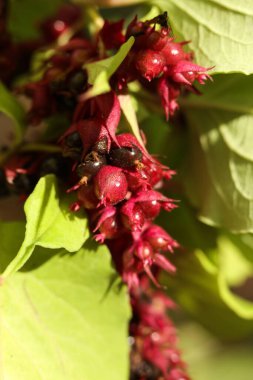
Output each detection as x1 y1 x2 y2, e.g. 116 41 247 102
0 6 211 380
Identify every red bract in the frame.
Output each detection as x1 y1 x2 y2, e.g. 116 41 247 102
39 4 82 42
157 77 181 119
99 20 125 50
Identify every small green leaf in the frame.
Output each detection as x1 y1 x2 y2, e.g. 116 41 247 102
0 240 131 380
153 0 253 74
0 82 25 153
118 94 145 147
0 221 25 273
181 74 253 232
84 37 135 99
2 175 89 277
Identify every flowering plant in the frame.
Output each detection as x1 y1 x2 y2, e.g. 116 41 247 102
1 1 253 379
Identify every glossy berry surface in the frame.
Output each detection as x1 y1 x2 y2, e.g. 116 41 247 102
135 49 165 81
161 42 187 65
94 165 128 205
76 153 107 180
99 215 121 240
139 200 161 220
92 137 109 155
109 146 142 168
121 204 145 232
65 132 83 149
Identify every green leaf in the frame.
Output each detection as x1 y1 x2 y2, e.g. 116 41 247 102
181 74 253 232
84 37 135 99
8 0 62 41
163 229 253 339
2 175 89 277
153 0 253 74
0 221 25 273
118 94 145 147
0 240 131 380
179 321 253 380
163 247 253 341
0 82 25 157
161 193 253 334
217 235 253 320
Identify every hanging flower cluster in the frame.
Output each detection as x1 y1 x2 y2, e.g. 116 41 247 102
130 279 190 380
1 6 211 379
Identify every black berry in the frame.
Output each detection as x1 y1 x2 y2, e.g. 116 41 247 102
109 145 142 168
68 70 88 94
76 153 107 180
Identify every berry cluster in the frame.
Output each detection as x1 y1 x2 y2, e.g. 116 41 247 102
130 280 189 380
1 153 70 198
1 6 211 379
112 13 211 118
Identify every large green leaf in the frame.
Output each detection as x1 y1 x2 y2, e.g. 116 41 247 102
161 200 253 338
0 239 131 380
179 321 253 380
0 82 25 160
0 221 25 273
181 74 253 232
2 175 89 277
163 246 253 341
84 37 135 99
8 0 62 40
154 0 253 74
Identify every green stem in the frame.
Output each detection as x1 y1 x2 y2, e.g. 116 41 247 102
20 143 62 153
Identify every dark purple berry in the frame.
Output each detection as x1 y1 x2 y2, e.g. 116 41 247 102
40 155 69 179
12 173 35 194
92 136 108 155
63 132 83 159
65 132 82 148
76 153 107 180
68 70 87 94
109 145 142 168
